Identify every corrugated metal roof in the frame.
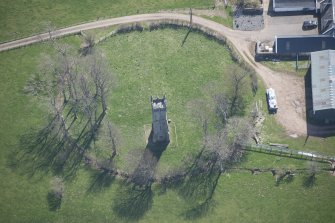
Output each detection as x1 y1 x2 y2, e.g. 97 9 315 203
311 50 335 112
275 35 335 54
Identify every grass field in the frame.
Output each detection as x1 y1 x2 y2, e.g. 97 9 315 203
98 28 252 173
202 5 234 28
261 60 310 77
0 0 213 42
0 28 335 223
250 81 335 156
258 60 335 155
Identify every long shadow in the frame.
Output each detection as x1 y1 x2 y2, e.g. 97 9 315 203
129 130 168 186
47 191 62 211
157 143 250 220
303 174 316 188
170 150 222 220
10 110 101 180
113 183 153 221
182 197 215 220
180 169 220 220
11 116 77 178
181 27 192 47
87 168 115 193
112 131 168 220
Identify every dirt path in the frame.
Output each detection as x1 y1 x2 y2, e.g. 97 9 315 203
0 12 308 136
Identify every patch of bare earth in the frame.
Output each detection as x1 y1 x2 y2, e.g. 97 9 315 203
227 37 307 136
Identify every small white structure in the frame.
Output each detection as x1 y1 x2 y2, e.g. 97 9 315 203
151 96 170 143
266 88 278 113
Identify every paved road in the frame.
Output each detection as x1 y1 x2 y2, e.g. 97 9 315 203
0 11 328 136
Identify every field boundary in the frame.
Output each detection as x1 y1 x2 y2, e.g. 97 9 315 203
244 144 335 163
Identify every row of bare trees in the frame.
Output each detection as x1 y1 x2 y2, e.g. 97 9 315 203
20 42 118 178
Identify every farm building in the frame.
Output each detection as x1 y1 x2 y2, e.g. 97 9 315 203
272 0 316 12
310 50 335 121
272 0 335 36
275 35 335 55
257 0 335 57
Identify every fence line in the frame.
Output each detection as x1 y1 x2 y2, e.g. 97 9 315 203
243 143 335 163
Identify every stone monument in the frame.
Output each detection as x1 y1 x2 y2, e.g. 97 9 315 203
151 95 170 143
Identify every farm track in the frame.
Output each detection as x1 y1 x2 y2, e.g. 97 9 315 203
1 12 334 137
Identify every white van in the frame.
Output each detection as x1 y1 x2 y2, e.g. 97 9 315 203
266 88 278 113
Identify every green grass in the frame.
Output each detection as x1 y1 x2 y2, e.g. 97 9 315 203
0 0 213 42
97 28 248 173
250 79 335 156
262 114 335 155
203 5 234 28
261 60 310 77
0 29 335 223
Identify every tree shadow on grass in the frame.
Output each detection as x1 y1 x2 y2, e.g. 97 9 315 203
9 114 91 180
303 174 316 188
129 130 168 186
87 168 115 193
181 28 192 47
179 169 220 220
47 191 62 211
274 171 295 187
183 198 215 220
173 149 222 220
113 183 153 221
112 131 167 220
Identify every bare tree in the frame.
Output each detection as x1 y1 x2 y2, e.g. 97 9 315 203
251 73 258 95
213 93 230 125
303 161 319 187
21 43 116 177
227 67 248 116
213 65 249 125
107 122 119 160
187 98 213 135
87 53 110 115
204 117 253 169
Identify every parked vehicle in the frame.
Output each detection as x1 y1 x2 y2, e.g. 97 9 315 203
302 20 318 30
266 88 278 113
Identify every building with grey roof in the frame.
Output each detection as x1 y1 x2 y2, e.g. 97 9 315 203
270 0 335 56
310 50 335 120
275 35 335 55
273 0 316 12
